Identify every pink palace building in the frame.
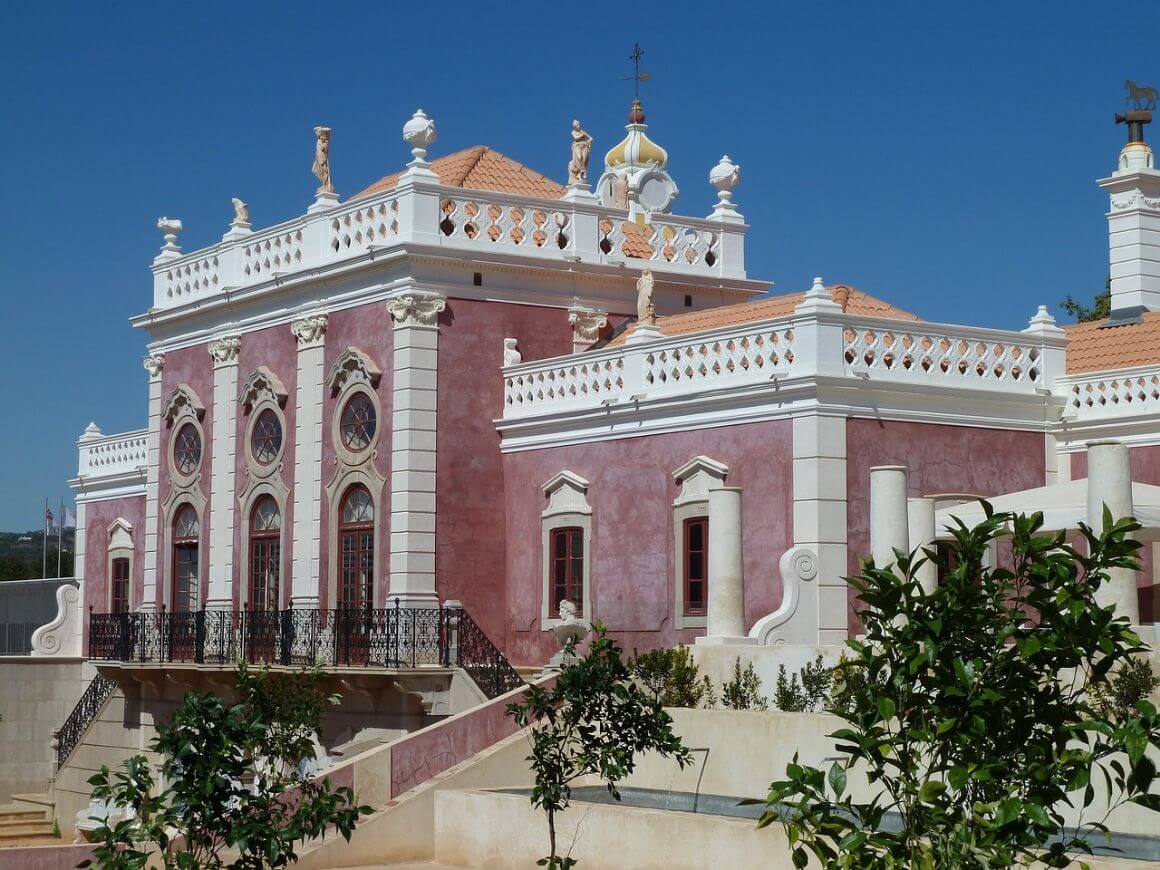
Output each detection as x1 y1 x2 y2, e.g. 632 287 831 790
21 98 1160 826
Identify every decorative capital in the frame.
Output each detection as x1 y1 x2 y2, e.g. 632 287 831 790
207 335 241 367
388 294 446 327
291 314 329 348
568 306 608 343
143 353 166 380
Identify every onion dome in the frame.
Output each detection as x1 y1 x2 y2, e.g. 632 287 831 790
604 99 669 170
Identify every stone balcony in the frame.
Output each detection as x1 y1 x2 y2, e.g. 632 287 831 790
71 426 148 493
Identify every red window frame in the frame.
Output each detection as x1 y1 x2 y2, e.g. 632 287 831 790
338 486 374 609
171 508 199 613
683 516 709 616
550 527 584 618
111 557 130 614
249 498 281 611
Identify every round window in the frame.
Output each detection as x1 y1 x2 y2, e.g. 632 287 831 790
340 393 377 452
173 424 202 476
251 409 283 465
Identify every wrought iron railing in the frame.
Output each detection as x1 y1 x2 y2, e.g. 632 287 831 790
55 673 117 769
88 604 523 697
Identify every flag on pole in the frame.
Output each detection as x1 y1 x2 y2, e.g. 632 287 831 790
45 505 55 529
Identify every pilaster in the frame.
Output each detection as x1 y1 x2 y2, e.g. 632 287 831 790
141 354 166 613
290 315 328 607
206 336 241 609
387 291 446 607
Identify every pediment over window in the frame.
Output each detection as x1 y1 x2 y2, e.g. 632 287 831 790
673 455 729 506
542 470 592 517
239 366 288 409
327 348 382 394
162 384 206 423
107 517 134 551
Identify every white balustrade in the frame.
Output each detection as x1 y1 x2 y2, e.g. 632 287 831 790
642 324 795 392
1059 366 1160 420
504 354 627 414
78 430 148 479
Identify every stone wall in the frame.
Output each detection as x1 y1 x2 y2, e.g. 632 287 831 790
0 658 90 802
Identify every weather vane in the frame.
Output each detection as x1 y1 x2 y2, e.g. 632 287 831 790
1124 79 1158 112
621 42 651 100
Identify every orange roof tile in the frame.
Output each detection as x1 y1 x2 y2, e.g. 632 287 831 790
351 146 566 200
606 285 918 347
1064 311 1160 374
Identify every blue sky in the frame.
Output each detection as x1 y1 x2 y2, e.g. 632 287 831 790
0 1 1154 531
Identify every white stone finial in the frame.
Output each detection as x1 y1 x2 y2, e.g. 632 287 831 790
156 217 182 256
1022 304 1065 336
795 275 842 315
709 155 742 221
502 337 522 367
80 421 103 441
403 109 437 165
806 276 829 300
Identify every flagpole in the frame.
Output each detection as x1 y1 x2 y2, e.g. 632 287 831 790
42 498 48 579
57 497 64 578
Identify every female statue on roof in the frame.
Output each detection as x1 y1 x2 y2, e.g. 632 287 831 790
568 120 593 186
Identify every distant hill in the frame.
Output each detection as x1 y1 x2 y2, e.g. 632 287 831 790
0 529 75 581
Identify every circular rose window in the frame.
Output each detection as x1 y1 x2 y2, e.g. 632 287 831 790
251 408 282 465
173 424 202 475
340 393 377 451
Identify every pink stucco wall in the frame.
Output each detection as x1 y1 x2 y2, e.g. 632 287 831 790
230 322 298 609
846 419 1047 634
499 420 794 666
320 305 394 608
81 494 145 645
435 298 576 646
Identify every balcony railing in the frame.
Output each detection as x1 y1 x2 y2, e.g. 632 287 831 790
88 603 523 699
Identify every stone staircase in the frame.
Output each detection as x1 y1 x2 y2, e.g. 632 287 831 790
0 793 58 846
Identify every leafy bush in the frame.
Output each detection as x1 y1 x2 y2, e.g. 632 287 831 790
82 663 371 869
507 624 692 868
756 506 1160 868
629 645 715 708
773 655 831 713
827 651 880 717
1089 656 1160 723
721 657 768 711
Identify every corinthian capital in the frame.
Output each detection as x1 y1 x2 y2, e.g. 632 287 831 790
143 354 166 380
207 335 241 367
291 314 329 348
567 306 608 345
388 293 446 327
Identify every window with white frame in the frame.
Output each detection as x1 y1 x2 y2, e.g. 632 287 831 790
672 456 729 629
541 471 592 628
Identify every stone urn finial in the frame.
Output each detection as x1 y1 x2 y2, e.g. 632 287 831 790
156 217 183 255
403 109 437 164
709 154 741 204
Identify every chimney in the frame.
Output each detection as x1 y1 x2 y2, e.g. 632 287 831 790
1099 101 1160 323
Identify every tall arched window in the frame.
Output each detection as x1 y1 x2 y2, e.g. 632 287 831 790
249 497 281 611
172 505 200 612
338 485 374 609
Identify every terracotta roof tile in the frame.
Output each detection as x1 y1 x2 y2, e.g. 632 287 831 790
351 146 566 200
606 285 918 347
1064 312 1160 374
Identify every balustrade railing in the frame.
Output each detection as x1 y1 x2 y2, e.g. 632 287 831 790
54 673 117 768
77 429 148 479
1059 366 1160 420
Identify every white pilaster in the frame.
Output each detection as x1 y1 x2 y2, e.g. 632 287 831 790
387 291 446 607
697 486 751 644
290 315 328 608
206 336 241 609
141 354 165 613
870 465 909 571
907 496 937 594
1086 440 1140 624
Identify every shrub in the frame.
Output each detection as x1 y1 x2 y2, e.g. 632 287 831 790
755 506 1160 868
773 655 830 713
629 645 715 708
1089 656 1160 723
721 657 768 711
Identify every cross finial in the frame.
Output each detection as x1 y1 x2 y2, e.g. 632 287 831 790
622 42 650 100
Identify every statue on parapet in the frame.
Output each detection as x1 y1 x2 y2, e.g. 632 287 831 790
231 197 249 226
568 120 593 186
312 126 334 194
636 267 656 328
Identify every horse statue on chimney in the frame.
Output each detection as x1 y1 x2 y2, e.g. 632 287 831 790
1125 80 1158 112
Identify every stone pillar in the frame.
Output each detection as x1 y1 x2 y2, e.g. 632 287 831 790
141 354 166 613
290 315 328 608
1086 440 1140 623
907 496 937 594
387 291 446 607
206 336 240 610
870 466 909 571
702 486 748 641
567 305 608 354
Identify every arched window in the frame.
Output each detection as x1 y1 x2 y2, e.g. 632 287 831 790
111 558 130 613
172 505 200 612
340 394 377 452
338 485 374 609
249 497 281 611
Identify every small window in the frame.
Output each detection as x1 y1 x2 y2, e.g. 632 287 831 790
173 424 202 475
550 527 584 618
250 409 282 465
172 505 200 612
338 485 374 609
683 517 708 616
340 393 377 452
684 294 693 307
111 558 130 614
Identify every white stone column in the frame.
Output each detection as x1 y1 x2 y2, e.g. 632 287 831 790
1086 440 1140 623
699 486 750 642
907 497 937 594
141 354 166 613
870 466 909 572
290 315 328 608
206 336 240 610
387 291 446 607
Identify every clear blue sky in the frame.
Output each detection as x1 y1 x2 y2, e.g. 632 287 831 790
0 1 1154 531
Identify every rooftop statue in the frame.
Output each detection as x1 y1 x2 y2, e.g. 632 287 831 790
1126 80 1158 112
568 120 593 185
231 197 249 225
312 126 334 194
636 268 656 328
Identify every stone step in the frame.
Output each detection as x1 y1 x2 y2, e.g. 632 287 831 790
0 821 57 842
9 793 53 809
0 805 47 823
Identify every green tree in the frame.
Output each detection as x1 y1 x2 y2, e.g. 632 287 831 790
1061 276 1112 323
82 663 371 869
507 625 693 868
756 506 1160 868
